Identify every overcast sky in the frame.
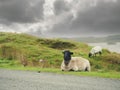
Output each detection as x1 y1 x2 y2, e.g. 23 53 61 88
0 0 120 37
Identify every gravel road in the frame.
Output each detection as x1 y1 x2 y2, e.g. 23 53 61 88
0 69 120 90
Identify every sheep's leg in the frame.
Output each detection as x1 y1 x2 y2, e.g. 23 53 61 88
92 53 95 57
99 51 102 55
85 67 90 72
95 53 96 57
73 66 78 71
69 69 74 71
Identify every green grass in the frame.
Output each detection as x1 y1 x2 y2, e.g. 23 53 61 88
0 59 120 79
0 66 120 79
0 32 120 79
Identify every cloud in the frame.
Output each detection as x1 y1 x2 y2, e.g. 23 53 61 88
0 0 45 35
0 0 44 24
49 0 120 37
54 0 70 15
0 0 120 37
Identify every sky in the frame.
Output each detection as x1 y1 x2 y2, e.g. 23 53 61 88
0 0 120 37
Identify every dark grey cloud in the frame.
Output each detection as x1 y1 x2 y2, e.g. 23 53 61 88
0 0 120 37
0 0 44 24
71 1 120 34
54 0 70 15
50 0 120 37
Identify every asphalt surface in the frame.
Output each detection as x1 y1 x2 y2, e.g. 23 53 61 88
0 69 120 90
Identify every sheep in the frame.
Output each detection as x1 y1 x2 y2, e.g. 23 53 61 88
61 50 91 71
88 46 102 57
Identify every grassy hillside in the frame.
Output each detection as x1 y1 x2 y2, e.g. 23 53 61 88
0 32 120 72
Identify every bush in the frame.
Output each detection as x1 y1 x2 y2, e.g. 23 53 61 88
36 39 76 50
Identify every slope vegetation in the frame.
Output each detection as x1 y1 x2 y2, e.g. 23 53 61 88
0 32 120 72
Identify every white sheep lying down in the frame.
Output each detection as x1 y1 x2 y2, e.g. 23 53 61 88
61 50 91 71
61 57 91 71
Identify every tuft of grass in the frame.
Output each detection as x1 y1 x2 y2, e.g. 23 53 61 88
102 53 120 64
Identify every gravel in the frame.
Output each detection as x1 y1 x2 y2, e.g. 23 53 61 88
0 69 120 90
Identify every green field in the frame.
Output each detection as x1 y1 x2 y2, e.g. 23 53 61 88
0 32 120 78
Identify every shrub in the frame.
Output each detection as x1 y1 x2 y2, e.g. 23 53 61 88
37 39 76 49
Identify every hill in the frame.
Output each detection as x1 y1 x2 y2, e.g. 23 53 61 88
65 35 120 43
0 32 120 72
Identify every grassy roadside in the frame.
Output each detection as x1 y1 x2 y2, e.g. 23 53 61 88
0 32 120 79
0 65 120 79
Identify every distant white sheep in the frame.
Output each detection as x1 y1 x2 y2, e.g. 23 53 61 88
61 50 91 71
89 46 102 57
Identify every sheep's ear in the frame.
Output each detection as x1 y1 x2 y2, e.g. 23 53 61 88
70 52 73 55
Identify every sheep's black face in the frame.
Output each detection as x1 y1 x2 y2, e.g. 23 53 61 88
63 50 73 66
88 53 92 57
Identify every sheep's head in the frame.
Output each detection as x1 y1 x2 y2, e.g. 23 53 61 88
62 50 73 66
88 52 92 57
